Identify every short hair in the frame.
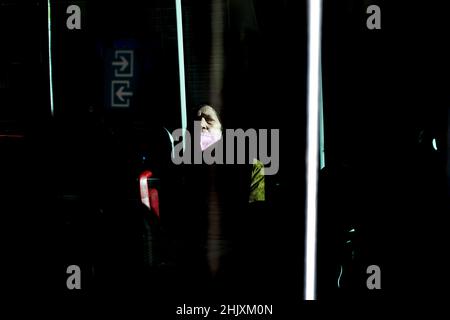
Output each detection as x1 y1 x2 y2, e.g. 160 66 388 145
194 104 221 122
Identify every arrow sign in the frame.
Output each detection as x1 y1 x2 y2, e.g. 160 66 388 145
112 50 134 77
116 85 133 102
112 56 129 72
111 80 133 107
107 47 135 108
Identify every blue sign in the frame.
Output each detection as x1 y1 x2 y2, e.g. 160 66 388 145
105 42 136 108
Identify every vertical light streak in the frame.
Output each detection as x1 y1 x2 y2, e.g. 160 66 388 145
175 0 187 150
304 0 323 301
47 0 54 116
319 58 325 169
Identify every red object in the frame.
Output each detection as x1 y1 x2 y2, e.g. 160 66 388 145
139 170 160 219
148 188 160 218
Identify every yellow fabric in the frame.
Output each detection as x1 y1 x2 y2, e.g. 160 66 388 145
249 159 265 203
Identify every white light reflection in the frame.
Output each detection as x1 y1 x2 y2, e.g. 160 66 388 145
304 0 323 301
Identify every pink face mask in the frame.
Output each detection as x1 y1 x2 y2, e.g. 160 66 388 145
200 131 222 151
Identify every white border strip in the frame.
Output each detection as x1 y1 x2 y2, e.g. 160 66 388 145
304 0 322 301
175 0 187 150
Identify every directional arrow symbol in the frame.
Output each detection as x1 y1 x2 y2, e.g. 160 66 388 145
112 55 129 72
116 85 133 102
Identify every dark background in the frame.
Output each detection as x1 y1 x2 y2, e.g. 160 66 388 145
0 0 305 313
0 0 448 313
318 0 449 303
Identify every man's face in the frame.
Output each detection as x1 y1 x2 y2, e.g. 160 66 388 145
197 105 222 134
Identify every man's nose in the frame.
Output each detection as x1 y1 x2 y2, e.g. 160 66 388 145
200 117 208 129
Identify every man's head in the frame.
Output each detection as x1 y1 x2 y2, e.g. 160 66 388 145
196 105 222 151
196 105 222 133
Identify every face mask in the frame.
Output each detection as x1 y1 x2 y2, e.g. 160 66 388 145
200 130 222 151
